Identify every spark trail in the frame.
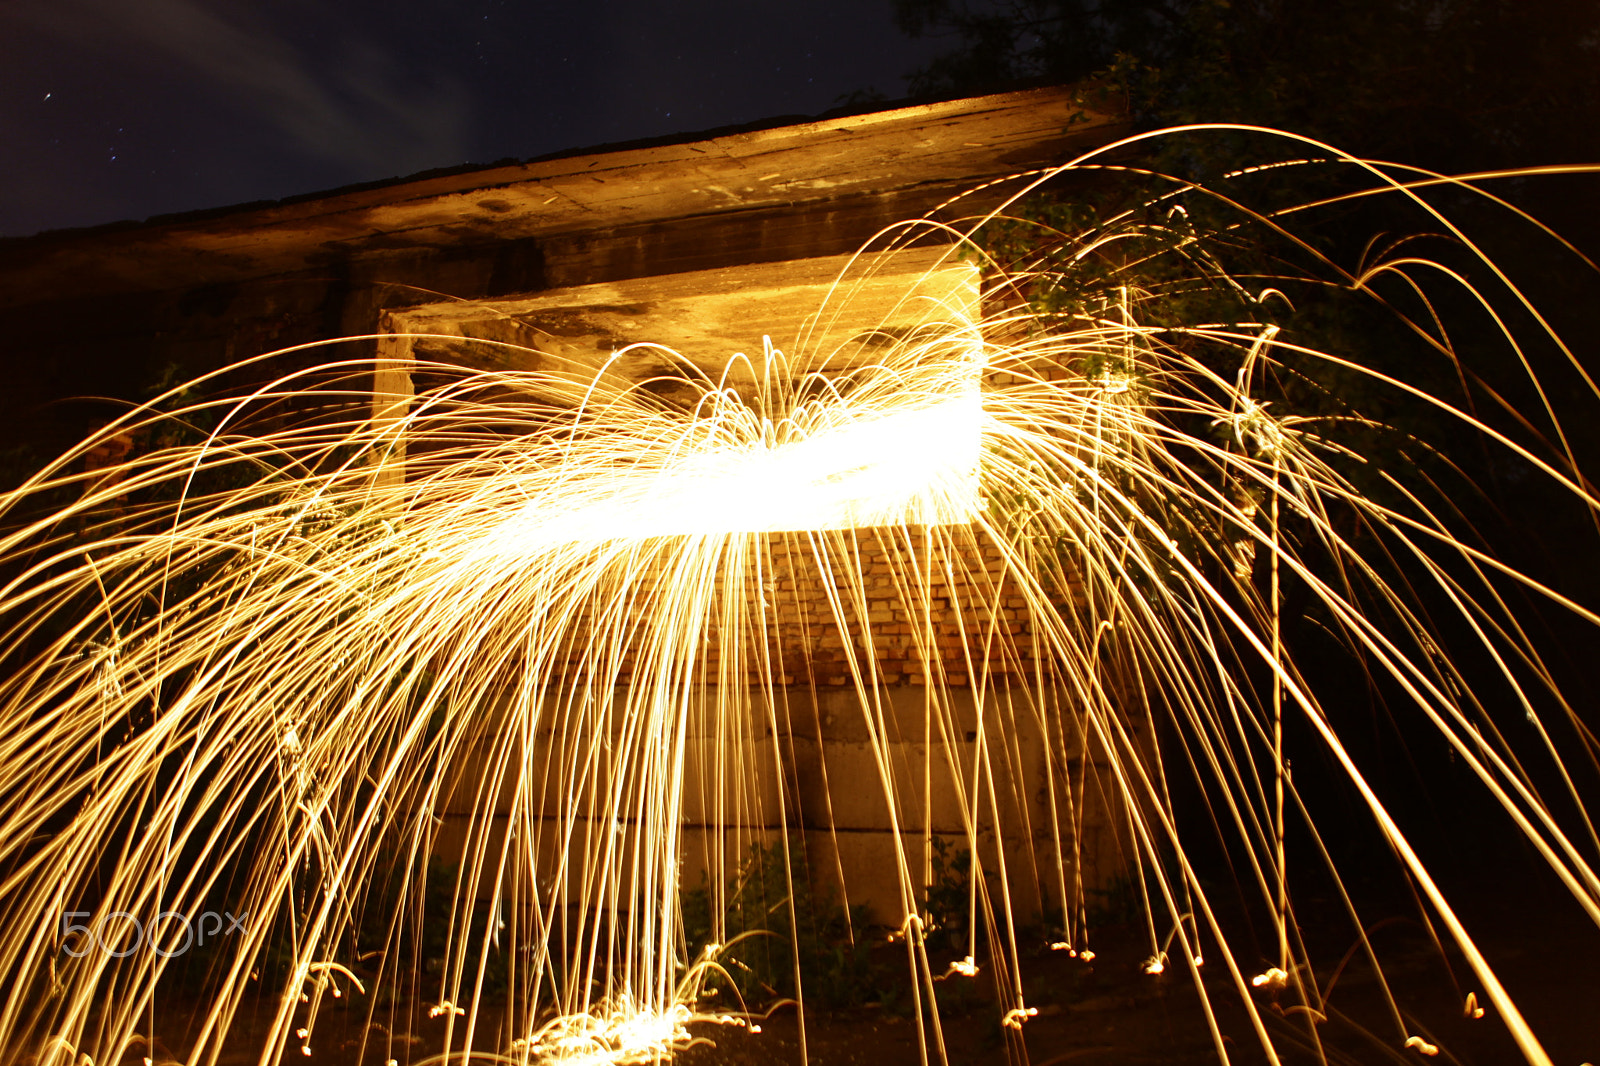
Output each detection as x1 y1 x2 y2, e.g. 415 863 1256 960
0 129 1595 1066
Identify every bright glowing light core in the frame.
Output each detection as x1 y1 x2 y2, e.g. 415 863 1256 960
654 394 983 534
479 391 983 557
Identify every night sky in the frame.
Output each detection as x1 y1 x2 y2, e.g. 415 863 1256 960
0 0 947 238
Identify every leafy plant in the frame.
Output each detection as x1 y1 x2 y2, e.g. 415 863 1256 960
922 836 972 954
681 840 880 1009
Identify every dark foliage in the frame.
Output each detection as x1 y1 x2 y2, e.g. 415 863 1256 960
680 841 879 1010
893 0 1600 175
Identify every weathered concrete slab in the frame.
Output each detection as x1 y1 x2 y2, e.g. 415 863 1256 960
0 86 1124 308
426 681 1142 924
381 245 981 389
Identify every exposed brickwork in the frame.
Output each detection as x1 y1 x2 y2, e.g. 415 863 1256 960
548 523 1085 689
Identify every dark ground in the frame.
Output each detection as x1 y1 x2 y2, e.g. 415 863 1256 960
122 878 1596 1066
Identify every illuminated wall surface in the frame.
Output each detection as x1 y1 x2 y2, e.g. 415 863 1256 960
379 246 1126 922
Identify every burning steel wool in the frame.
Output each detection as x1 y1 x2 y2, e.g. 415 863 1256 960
0 129 1596 1066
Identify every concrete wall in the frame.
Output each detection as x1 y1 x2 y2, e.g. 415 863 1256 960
427 660 1145 930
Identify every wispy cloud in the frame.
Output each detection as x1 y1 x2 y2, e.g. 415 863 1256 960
5 0 473 179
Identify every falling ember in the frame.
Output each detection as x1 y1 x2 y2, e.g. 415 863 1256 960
0 126 1593 1066
1001 1006 1039 1030
1252 968 1289 990
1405 1035 1441 1056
